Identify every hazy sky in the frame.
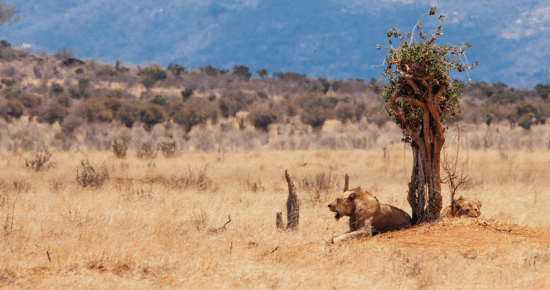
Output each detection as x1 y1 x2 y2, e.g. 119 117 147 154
2 0 550 88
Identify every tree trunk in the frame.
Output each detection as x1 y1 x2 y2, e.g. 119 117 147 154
285 170 300 230
407 132 444 224
275 170 300 231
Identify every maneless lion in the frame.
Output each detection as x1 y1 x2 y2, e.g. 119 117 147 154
328 188 412 243
441 197 482 218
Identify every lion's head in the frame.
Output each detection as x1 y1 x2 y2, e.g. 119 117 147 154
454 198 482 218
328 191 357 221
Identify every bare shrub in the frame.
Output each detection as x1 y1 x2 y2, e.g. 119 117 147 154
159 141 178 158
164 164 216 191
24 149 56 171
76 160 109 188
135 141 158 159
299 171 337 203
112 138 129 158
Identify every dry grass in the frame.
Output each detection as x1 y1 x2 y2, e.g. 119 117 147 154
1 147 550 288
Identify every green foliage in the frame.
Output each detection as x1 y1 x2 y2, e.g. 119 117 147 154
39 102 69 125
318 78 331 94
152 95 169 106
489 90 520 105
335 102 355 123
167 63 185 75
97 65 116 77
535 83 550 101
105 89 124 99
482 113 494 126
273 72 307 80
171 98 218 132
208 94 217 102
218 97 239 118
20 94 42 108
256 68 268 78
518 113 534 130
200 65 229 76
2 86 21 99
51 83 64 95
256 91 268 99
332 80 342 91
1 40 12 48
61 57 85 67
181 88 193 100
380 7 478 143
138 67 167 88
328 96 339 105
115 103 139 128
1 79 15 86
80 98 116 123
141 76 155 89
249 105 277 131
69 88 91 99
6 99 24 118
233 65 252 80
139 104 166 131
301 106 331 129
75 68 84 74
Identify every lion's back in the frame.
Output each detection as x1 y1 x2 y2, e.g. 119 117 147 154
372 204 412 233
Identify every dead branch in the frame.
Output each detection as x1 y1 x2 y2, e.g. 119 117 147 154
479 221 527 233
343 174 349 192
208 214 231 234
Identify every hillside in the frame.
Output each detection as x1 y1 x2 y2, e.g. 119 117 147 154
1 44 550 152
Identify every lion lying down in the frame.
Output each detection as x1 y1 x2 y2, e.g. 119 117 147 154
328 188 411 243
441 197 482 218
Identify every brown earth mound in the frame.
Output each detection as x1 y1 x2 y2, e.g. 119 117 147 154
362 218 550 250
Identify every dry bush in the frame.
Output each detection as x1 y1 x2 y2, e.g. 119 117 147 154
159 141 178 158
135 141 158 159
163 164 216 191
23 149 56 171
76 160 109 188
112 138 129 158
299 171 337 203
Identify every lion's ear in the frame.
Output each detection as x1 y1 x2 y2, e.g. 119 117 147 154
454 203 461 211
477 201 482 208
348 192 356 201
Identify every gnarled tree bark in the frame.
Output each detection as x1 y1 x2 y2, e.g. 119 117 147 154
276 170 300 231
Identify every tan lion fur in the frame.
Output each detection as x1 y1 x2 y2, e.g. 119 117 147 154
328 188 412 243
441 196 483 218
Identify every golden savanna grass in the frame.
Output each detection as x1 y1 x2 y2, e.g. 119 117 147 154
1 147 550 289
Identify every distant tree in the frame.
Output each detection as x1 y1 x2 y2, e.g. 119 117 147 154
0 2 20 27
318 78 331 94
332 80 342 91
273 71 284 79
256 68 268 78
249 105 277 131
168 63 185 75
181 88 193 100
535 82 550 101
152 95 169 106
233 65 252 80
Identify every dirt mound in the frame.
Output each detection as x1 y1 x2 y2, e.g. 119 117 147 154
363 218 550 251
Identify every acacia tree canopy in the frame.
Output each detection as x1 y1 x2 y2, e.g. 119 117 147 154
379 7 478 224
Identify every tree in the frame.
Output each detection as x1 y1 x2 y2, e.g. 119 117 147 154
0 2 20 27
256 68 268 78
379 7 478 224
233 65 252 80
